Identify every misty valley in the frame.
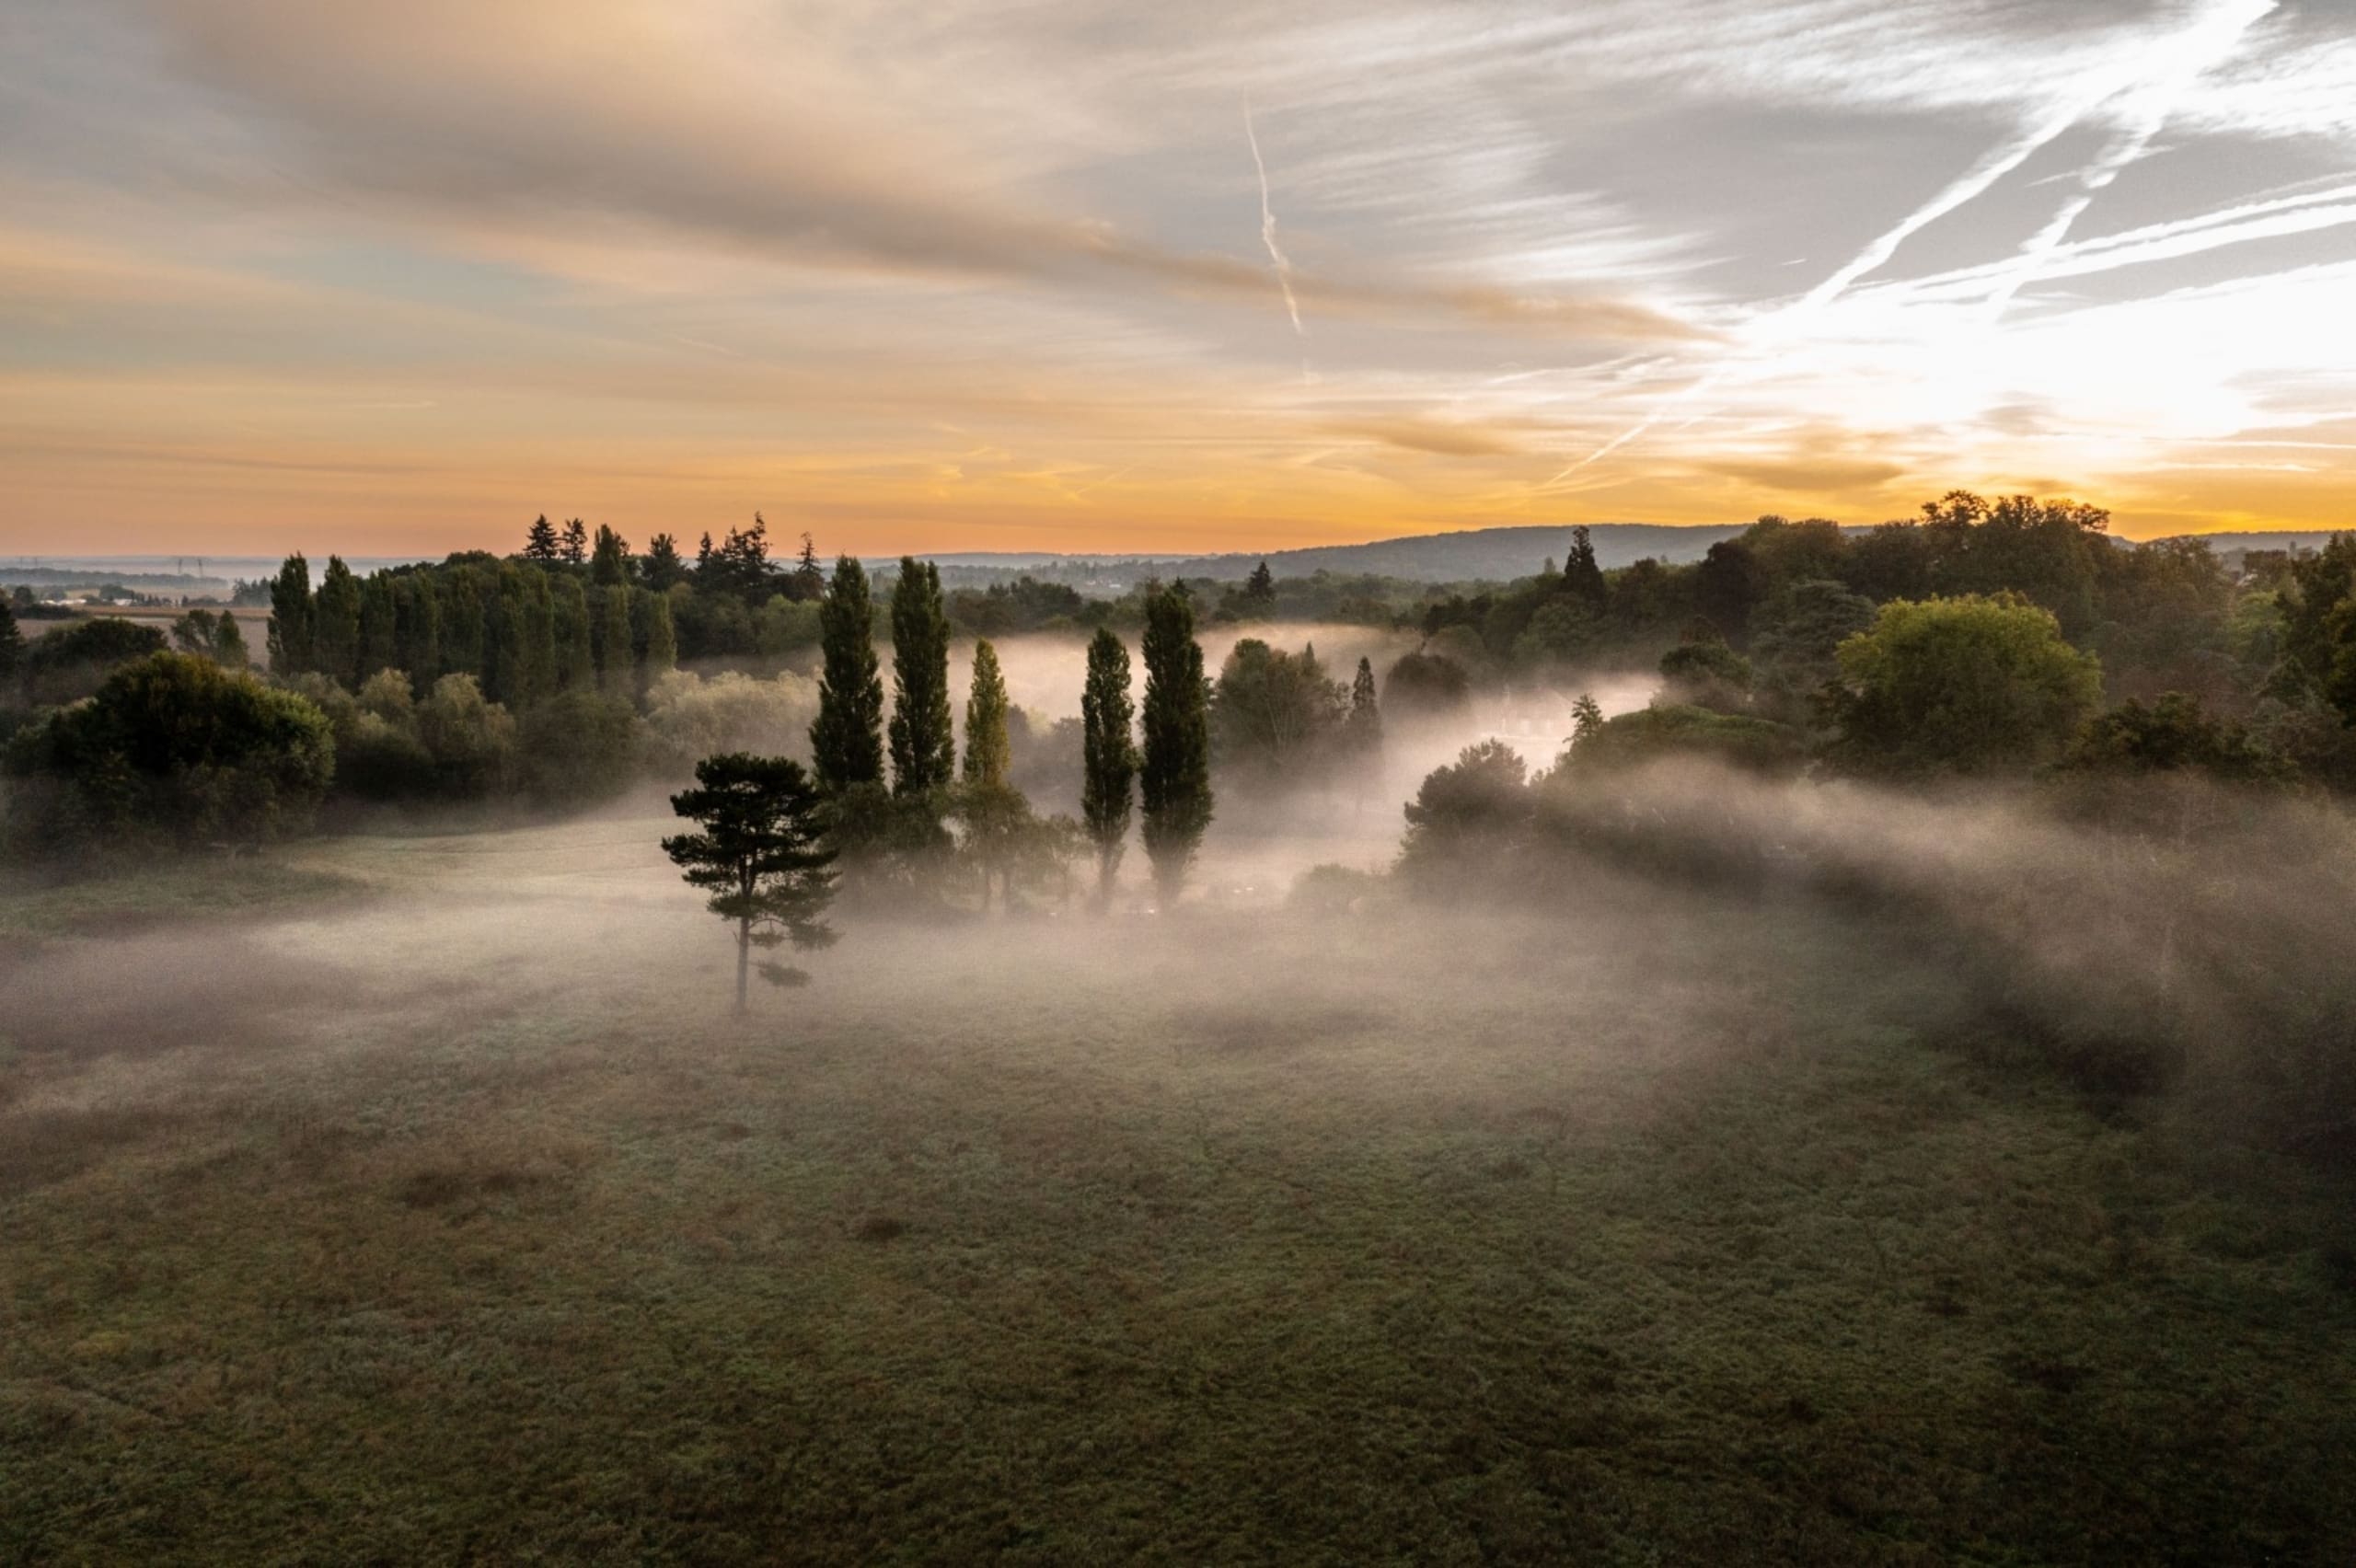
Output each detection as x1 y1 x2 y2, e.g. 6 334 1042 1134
6 505 2356 1563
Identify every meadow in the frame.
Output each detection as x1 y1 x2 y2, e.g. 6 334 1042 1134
5 816 2353 1564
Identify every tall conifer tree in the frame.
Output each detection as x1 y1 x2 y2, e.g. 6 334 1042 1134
887 558 954 795
267 553 314 674
1080 628 1137 903
810 557 884 793
1139 582 1212 903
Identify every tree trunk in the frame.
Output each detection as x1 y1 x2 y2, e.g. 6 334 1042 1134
735 916 750 1014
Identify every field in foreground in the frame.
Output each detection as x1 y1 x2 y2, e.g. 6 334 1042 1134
4 820 2354 1564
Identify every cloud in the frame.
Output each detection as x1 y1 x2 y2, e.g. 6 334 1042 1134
1326 416 1528 457
1697 455 1905 493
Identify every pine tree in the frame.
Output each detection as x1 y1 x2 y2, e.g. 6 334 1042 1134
1563 525 1608 611
642 533 687 591
962 640 1011 786
1080 628 1137 904
663 754 838 1014
792 532 826 601
266 554 314 674
560 517 589 566
1244 559 1276 608
887 558 954 796
1571 692 1604 745
1347 656 1381 749
810 556 884 793
553 573 595 690
1139 582 1212 904
590 525 633 587
524 514 562 562
596 585 635 696
359 572 399 679
313 556 364 687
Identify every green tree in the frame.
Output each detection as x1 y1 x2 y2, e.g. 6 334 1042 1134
641 588 679 681
1212 638 1344 785
552 573 595 691
642 532 689 591
0 594 23 698
887 558 954 795
1080 628 1136 903
1345 655 1381 754
560 517 589 567
1562 525 1607 610
962 640 1011 786
811 556 885 793
214 612 250 670
267 553 314 674
1827 593 2103 775
663 754 838 1014
590 525 633 587
1242 559 1276 612
1398 740 1532 897
4 652 333 851
1381 650 1470 719
595 584 635 696
359 572 399 679
394 575 439 688
313 556 364 687
523 513 561 562
1139 582 1212 902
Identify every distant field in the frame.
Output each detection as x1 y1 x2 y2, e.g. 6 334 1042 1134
3 820 2352 1563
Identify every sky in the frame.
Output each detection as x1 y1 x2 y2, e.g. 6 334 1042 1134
3 0 2353 556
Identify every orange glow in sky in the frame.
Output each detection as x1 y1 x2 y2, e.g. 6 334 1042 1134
5 1 2353 555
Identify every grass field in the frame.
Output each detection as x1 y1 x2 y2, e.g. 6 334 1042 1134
4 817 2353 1563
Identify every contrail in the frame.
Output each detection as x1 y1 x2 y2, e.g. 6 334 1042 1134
1244 100 1306 339
1537 3 2251 491
1978 0 2276 323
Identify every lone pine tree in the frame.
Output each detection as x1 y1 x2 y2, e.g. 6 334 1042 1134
663 753 838 1014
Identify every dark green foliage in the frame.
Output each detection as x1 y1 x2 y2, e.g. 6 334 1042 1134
886 559 954 796
1211 638 1344 786
552 574 595 691
811 557 884 793
312 556 364 687
641 588 678 678
697 515 778 604
1657 637 1753 712
1693 537 1766 645
1397 740 1531 895
944 575 1091 637
5 652 332 851
0 596 26 696
1345 656 1381 759
2062 693 2289 783
1080 628 1136 899
1557 704 1805 778
560 517 588 567
21 617 168 706
664 752 838 1011
595 584 635 696
523 514 561 562
1381 649 1471 719
1561 525 1607 610
267 553 314 674
394 574 439 687
961 640 1011 787
519 689 638 803
590 525 633 587
1139 582 1212 901
1242 559 1276 612
641 532 688 591
791 532 826 601
413 674 518 795
1826 594 2103 776
1750 579 1876 715
359 572 399 680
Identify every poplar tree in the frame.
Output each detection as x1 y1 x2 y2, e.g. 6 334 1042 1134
641 588 678 680
396 575 440 688
663 754 837 1014
810 556 884 793
313 556 364 688
0 594 24 694
1080 628 1137 903
961 640 1011 787
596 585 635 696
267 553 314 674
1139 582 1212 903
359 573 399 680
553 574 595 690
886 558 954 795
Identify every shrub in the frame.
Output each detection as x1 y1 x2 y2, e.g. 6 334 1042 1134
22 618 168 706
